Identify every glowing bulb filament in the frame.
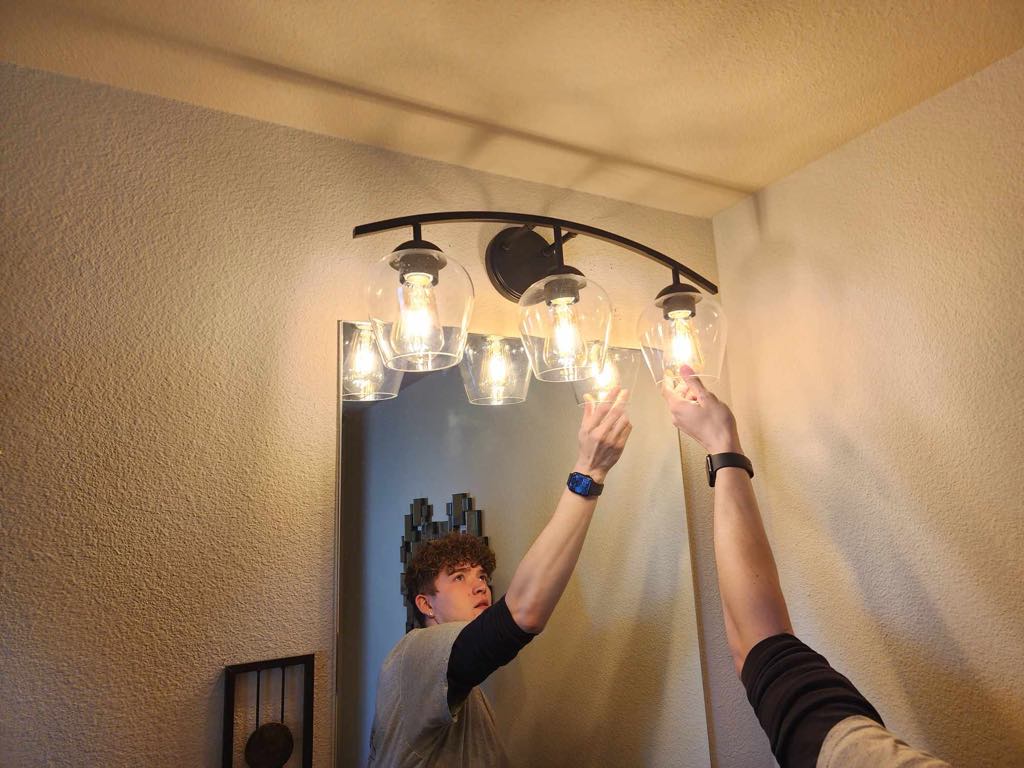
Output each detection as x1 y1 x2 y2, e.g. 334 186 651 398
480 336 511 402
590 358 620 402
542 299 587 371
391 273 444 362
665 310 705 374
344 326 385 399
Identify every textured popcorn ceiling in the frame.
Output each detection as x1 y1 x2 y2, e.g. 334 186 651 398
2 0 1023 217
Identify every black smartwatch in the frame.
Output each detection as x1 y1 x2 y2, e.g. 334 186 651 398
705 452 754 487
567 472 604 497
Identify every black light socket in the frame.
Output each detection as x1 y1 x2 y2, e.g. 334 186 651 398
655 283 702 319
542 266 586 305
391 240 445 285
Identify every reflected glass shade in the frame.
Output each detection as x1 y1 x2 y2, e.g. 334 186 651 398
571 346 642 406
341 322 403 401
518 272 612 382
367 241 474 372
458 334 531 405
637 286 726 386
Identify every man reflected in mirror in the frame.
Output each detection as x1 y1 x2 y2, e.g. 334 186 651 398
368 387 633 768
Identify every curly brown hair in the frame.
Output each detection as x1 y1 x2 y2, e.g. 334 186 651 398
405 533 497 627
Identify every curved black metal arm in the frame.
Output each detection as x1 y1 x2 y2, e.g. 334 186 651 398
352 210 718 294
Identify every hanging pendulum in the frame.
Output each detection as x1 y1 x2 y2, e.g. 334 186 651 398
244 666 295 768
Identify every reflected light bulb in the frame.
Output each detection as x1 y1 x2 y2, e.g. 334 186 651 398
543 298 587 370
391 273 444 363
665 310 705 374
480 336 511 402
344 326 385 399
591 357 620 402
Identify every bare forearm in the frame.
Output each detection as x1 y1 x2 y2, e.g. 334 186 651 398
504 388 630 634
713 466 793 673
661 373 793 675
504 486 597 633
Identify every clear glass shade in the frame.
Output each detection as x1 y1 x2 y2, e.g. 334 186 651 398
367 245 474 372
637 291 726 385
458 334 531 405
518 272 612 382
341 322 403 401
571 346 642 406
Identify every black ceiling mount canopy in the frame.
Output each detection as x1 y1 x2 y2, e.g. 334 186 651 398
351 210 718 300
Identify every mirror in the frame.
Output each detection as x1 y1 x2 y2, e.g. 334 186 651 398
336 322 711 767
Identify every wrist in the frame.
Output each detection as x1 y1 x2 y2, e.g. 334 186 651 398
704 432 742 455
572 463 607 484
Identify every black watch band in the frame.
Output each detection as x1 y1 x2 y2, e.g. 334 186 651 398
567 472 604 497
706 452 754 487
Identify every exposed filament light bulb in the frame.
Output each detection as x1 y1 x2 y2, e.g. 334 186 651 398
344 324 386 399
480 335 511 402
590 356 621 403
543 298 587 370
665 309 705 374
390 272 444 364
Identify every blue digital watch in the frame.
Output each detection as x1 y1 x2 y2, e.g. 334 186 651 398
567 472 604 497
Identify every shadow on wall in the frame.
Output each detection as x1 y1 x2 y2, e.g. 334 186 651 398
729 178 1024 762
720 198 1024 764
754 401 1024 766
815 429 1024 765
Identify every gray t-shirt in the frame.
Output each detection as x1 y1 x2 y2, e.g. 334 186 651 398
368 621 509 768
818 716 952 767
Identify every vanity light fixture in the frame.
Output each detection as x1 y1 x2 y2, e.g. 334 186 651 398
353 212 722 390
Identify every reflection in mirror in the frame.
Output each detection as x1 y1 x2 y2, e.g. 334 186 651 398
571 346 643 406
341 322 403 401
336 322 711 767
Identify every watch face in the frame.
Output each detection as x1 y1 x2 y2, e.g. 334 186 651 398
568 473 593 496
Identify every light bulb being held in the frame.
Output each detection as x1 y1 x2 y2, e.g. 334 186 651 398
657 286 705 379
638 281 726 389
590 354 621 403
664 309 705 374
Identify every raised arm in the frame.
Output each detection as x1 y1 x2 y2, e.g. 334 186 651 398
662 370 952 767
503 387 632 633
661 371 792 674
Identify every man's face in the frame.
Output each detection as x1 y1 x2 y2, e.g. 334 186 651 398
417 562 492 625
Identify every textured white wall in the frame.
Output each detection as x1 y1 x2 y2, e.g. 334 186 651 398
710 49 1024 767
340 365 709 768
0 63 715 766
